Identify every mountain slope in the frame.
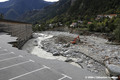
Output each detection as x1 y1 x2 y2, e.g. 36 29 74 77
0 0 53 20
68 0 120 16
20 0 71 22
21 0 120 23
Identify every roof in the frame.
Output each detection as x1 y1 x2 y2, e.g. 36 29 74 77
88 22 92 24
97 14 117 17
109 14 117 16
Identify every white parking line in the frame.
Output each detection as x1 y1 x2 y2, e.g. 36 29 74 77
0 52 15 56
9 65 49 80
0 59 33 71
0 55 23 62
58 74 72 80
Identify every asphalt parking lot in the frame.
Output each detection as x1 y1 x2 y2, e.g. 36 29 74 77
0 47 72 80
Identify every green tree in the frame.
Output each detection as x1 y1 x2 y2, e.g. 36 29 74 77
84 15 89 21
103 18 109 26
88 24 95 31
83 20 87 25
114 25 120 41
114 18 120 26
108 23 116 31
32 24 45 31
0 13 4 19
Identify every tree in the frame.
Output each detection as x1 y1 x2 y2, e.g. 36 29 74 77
114 25 120 41
114 18 120 26
0 13 4 19
83 20 87 25
84 15 89 21
103 18 109 27
108 23 116 31
88 24 95 31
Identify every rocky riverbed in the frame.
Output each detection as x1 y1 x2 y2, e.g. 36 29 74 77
41 31 120 74
22 31 120 78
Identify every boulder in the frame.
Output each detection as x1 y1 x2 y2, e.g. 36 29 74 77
65 58 74 62
53 52 60 56
76 59 83 63
87 63 93 68
106 64 120 76
63 43 70 47
33 40 38 46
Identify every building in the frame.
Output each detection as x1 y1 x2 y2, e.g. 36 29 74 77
88 22 92 24
78 20 83 24
96 14 117 20
0 19 32 48
95 15 104 20
49 24 54 28
104 14 117 19
70 23 78 28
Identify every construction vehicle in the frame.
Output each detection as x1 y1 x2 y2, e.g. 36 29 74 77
70 36 80 44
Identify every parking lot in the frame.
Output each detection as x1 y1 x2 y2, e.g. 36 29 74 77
0 47 73 80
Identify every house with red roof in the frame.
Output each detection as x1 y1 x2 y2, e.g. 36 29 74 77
96 14 117 20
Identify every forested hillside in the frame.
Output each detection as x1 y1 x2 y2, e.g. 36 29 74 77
0 0 53 20
21 0 120 23
68 0 120 18
20 0 71 22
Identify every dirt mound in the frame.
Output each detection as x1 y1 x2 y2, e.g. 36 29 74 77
54 35 74 44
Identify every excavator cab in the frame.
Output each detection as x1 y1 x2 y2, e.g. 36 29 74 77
70 36 80 44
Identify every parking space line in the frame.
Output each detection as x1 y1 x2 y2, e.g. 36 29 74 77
58 74 72 80
0 55 23 62
0 59 33 71
9 65 49 80
0 52 15 56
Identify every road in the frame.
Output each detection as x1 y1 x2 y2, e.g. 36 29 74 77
0 33 111 80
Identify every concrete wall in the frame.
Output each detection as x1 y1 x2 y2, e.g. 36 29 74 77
0 19 32 48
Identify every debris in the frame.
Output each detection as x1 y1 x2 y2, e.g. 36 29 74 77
87 64 93 68
40 31 120 75
76 59 83 63
53 52 60 56
65 58 74 62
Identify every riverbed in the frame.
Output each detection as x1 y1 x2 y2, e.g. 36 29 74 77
22 31 120 77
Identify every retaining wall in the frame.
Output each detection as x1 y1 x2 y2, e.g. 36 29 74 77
0 19 33 48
